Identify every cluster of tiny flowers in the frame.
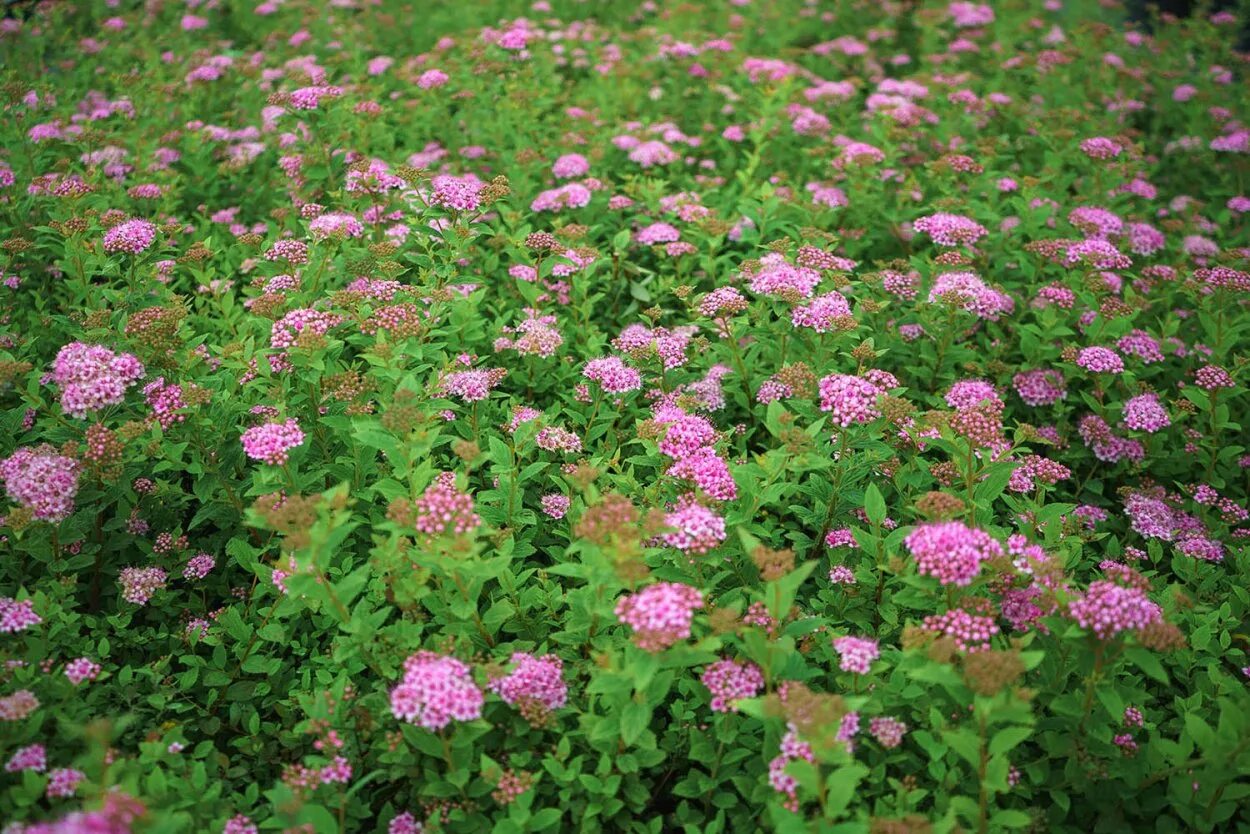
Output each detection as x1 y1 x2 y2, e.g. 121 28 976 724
223 814 259 834
441 368 505 402
102 219 157 254
319 757 352 785
265 238 309 264
389 651 485 730
828 565 856 584
832 635 880 674
699 286 748 317
666 446 738 501
51 342 145 418
700 659 764 712
386 813 422 834
1076 346 1124 374
534 426 582 454
183 552 215 580
1012 369 1067 406
905 521 1002 586
747 255 822 298
0 447 81 521
790 291 852 333
768 726 815 812
1080 136 1123 159
64 657 101 685
1123 492 1178 540
143 378 188 429
583 356 642 394
1114 734 1139 756
0 690 39 721
45 768 85 798
928 271 1014 320
1079 415 1145 464
0 598 42 633
818 374 883 426
308 212 363 239
540 493 571 519
5 744 46 773
240 419 305 465
413 472 480 537
1068 581 1162 639
1176 536 1224 562
1122 394 1170 432
487 652 568 714
825 528 856 548
662 495 727 555
614 582 704 651
869 716 908 749
1194 364 1234 390
491 769 534 805
270 308 343 349
119 566 167 605
922 609 1000 651
945 379 1003 410
913 212 988 246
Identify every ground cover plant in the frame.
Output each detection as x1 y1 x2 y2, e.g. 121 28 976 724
1 0 1249 832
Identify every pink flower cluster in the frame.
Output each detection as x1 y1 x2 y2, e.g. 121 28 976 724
912 212 988 247
905 521 1002 586
583 356 642 394
662 495 726 555
700 658 764 712
390 651 484 730
119 566 167 605
0 446 80 522
1068 580 1162 639
240 419 305 465
869 716 908 748
666 446 737 501
790 291 851 333
5 743 46 773
413 472 481 537
45 768 85 798
1013 369 1066 406
0 598 42 633
615 582 704 651
1076 346 1124 374
102 218 157 254
832 635 880 674
442 368 505 402
768 726 815 812
487 652 568 713
51 341 145 418
922 608 1000 651
1122 393 1170 433
65 657 101 685
818 374 883 426
270 308 343 349
928 271 1014 320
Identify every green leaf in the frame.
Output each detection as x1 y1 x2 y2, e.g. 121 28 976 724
1125 647 1168 684
620 701 651 746
989 726 1033 757
991 810 1033 829
863 483 886 526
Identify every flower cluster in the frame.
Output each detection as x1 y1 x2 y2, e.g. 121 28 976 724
615 583 704 651
390 652 485 730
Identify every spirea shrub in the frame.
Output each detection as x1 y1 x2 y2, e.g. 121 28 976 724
0 1 1249 833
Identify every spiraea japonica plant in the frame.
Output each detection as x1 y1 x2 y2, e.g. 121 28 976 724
0 1 1249 832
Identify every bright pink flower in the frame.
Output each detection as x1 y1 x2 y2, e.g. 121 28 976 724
615 582 704 651
390 651 484 730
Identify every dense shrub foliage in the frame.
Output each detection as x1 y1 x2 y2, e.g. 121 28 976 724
1 1 1249 832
